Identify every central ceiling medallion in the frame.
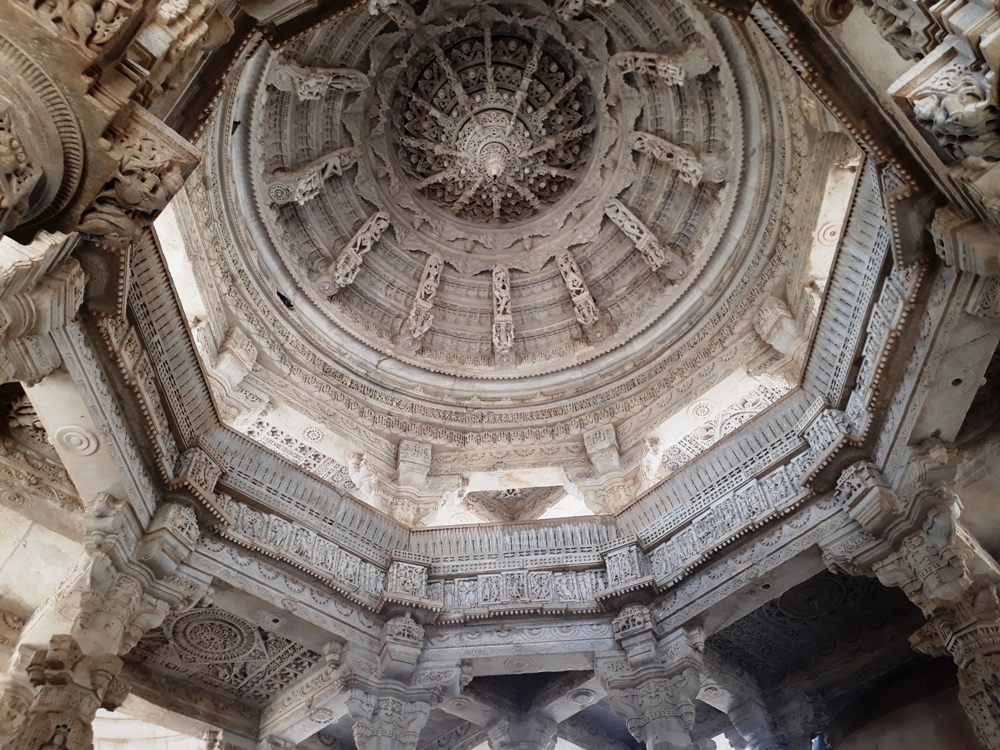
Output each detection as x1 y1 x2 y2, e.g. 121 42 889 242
392 26 595 224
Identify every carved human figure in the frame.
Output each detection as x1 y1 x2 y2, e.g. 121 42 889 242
268 55 370 100
316 212 391 295
611 49 711 87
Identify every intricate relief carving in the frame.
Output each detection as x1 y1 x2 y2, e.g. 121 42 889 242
439 568 604 616
267 148 360 206
611 49 712 86
852 0 944 60
491 265 514 366
556 250 599 326
347 691 431 750
78 134 185 245
386 561 429 600
605 199 686 278
315 212 391 295
33 0 139 52
222 495 387 606
908 59 1000 164
403 253 444 350
268 55 369 100
0 101 42 236
629 131 704 186
128 608 321 706
9 634 128 750
392 27 594 223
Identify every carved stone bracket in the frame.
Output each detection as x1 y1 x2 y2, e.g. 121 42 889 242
267 55 370 101
492 265 514 367
0 233 84 384
629 132 712 186
402 253 443 351
597 621 706 750
820 449 1000 748
605 200 687 279
555 250 599 327
168 440 229 524
267 148 360 206
78 109 199 247
316 212 391 296
488 714 559 750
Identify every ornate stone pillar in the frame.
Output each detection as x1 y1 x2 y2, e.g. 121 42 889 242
821 450 1000 749
4 498 210 748
596 605 704 750
487 714 559 750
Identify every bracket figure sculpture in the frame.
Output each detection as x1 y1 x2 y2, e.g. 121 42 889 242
268 55 370 101
267 148 360 206
630 132 706 186
316 212 391 296
611 49 714 87
403 253 444 351
492 265 514 367
555 250 599 327
605 199 686 280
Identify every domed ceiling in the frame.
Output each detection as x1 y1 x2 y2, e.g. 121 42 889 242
176 0 849 523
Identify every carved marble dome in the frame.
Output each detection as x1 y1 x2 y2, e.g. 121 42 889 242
185 0 845 523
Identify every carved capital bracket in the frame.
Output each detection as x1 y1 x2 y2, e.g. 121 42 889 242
487 713 559 750
315 212 391 296
932 205 1000 277
6 634 129 750
596 624 705 750
0 232 84 384
167 440 230 525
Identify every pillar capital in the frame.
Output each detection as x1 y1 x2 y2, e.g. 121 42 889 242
596 620 706 750
346 689 431 750
487 714 559 750
6 634 129 750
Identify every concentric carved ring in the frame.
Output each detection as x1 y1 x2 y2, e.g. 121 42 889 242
54 425 99 456
170 609 257 661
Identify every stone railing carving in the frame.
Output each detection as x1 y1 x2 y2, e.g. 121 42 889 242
436 567 605 620
267 148 359 206
220 495 388 608
315 212 391 296
605 199 686 279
